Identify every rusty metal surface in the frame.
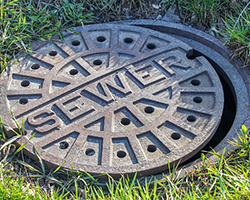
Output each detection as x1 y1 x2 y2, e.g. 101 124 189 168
0 24 224 177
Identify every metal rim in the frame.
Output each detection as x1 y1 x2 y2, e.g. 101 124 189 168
115 20 250 178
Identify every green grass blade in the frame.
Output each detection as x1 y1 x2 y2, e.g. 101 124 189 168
21 118 25 135
16 159 40 173
29 132 36 141
34 146 45 175
0 135 21 151
14 142 27 155
9 110 20 135
52 161 65 174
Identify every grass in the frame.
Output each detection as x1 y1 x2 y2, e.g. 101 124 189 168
0 0 94 73
0 164 69 199
0 0 148 73
159 0 250 66
0 123 250 199
89 127 250 199
158 0 240 27
0 0 250 199
0 0 249 71
223 3 250 67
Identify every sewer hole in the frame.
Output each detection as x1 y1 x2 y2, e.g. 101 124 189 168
117 150 127 158
49 50 58 56
97 36 106 42
60 141 69 149
86 148 95 156
70 69 78 75
124 37 133 43
31 64 40 70
193 97 203 103
187 115 196 122
19 98 28 105
147 43 156 49
171 132 181 140
121 118 131 125
147 145 157 152
186 49 203 60
93 60 102 65
72 40 80 46
144 106 155 114
191 79 201 86
21 80 30 87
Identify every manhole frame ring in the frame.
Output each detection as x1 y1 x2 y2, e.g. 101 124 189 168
1 21 249 180
113 19 250 180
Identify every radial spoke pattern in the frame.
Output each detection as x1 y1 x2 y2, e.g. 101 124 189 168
0 24 224 176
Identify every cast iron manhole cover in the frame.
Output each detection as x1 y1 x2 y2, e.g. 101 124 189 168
0 24 224 176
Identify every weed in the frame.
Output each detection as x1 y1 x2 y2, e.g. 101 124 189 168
159 0 240 27
158 0 250 66
0 0 94 73
223 3 250 67
76 0 148 22
1 119 250 199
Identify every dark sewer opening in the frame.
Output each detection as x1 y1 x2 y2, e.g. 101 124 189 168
181 51 237 166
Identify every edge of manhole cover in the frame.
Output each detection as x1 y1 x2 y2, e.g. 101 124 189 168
0 23 225 178
113 20 250 179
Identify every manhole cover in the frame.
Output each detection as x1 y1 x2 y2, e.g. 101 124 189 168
0 24 224 177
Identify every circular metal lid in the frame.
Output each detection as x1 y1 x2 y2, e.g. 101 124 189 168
0 24 224 177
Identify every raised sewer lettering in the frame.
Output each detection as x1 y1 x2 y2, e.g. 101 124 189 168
125 54 189 88
154 54 191 76
127 63 166 88
83 73 132 103
27 109 60 134
54 92 95 122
